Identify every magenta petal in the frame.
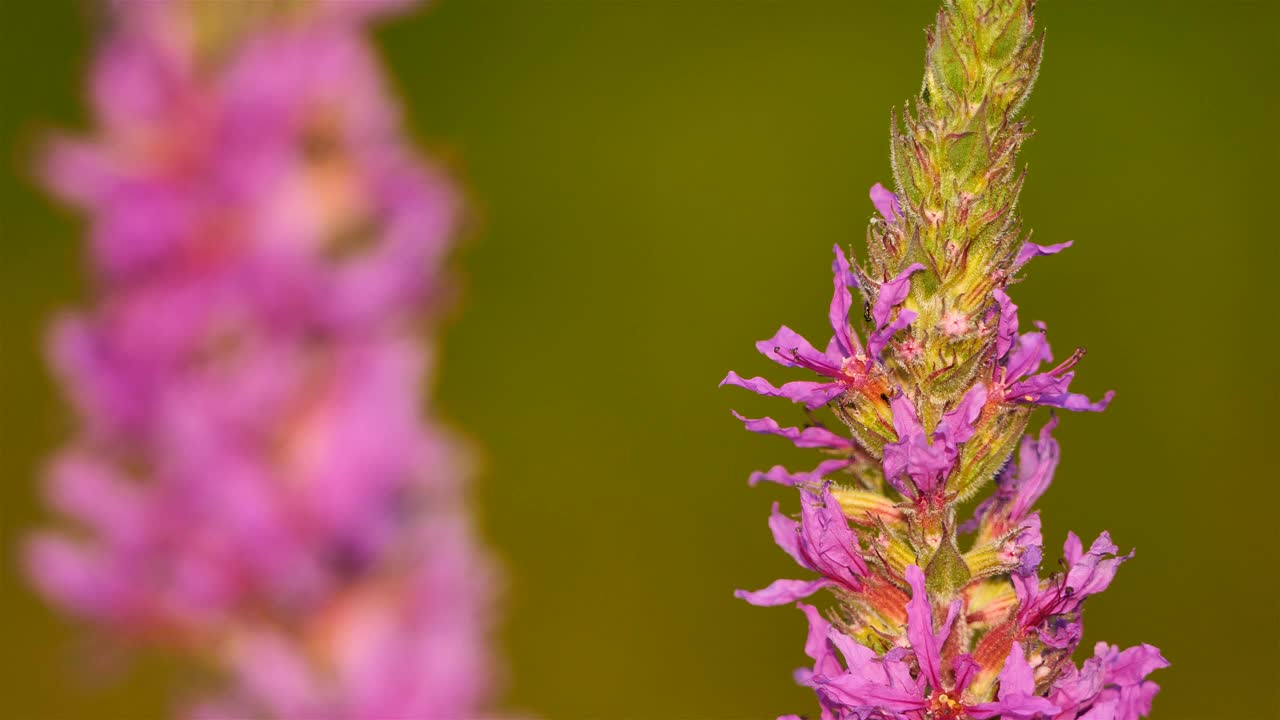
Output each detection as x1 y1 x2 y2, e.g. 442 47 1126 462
25 534 117 619
795 604 853 688
1111 683 1161 720
937 382 987 448
1098 643 1169 687
732 412 854 450
904 565 945 691
748 459 853 487
868 272 925 356
1012 569 1040 610
1047 660 1106 715
1034 387 1115 413
734 578 832 606
779 381 849 410
798 486 867 588
999 641 1037 697
1005 329 1053 381
720 372 843 410
756 325 833 372
797 602 835 668
1006 370 1070 396
967 695 1059 720
886 392 925 449
1013 512 1044 576
1018 531 1133 648
883 393 953 497
719 370 796 396
825 626 879 676
1050 643 1167 720
811 673 927 713
1015 240 1072 270
952 654 979 695
1062 531 1132 602
937 599 961 649
868 308 917 358
881 649 917 692
768 502 805 566
871 263 925 330
45 454 144 542
970 645 1061 719
829 245 862 356
869 182 901 223
993 288 1019 361
1008 416 1061 520
867 264 925 357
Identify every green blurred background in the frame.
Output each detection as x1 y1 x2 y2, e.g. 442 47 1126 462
3 1 1277 718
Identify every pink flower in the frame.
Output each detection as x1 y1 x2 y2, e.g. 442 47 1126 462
27 2 502 716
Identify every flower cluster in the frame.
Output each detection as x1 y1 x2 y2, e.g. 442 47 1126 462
26 1 498 717
724 2 1165 718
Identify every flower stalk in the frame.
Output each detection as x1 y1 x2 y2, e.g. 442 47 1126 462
724 2 1165 718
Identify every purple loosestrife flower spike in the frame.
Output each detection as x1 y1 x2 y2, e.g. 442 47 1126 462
723 2 1165 718
26 2 505 718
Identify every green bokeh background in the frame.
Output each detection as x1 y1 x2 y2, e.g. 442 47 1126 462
3 1 1277 718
